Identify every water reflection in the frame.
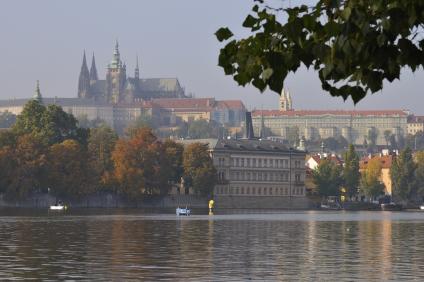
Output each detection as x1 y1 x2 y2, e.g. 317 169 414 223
1 210 424 280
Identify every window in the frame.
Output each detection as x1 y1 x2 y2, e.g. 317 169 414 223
247 158 250 167
241 187 245 194
284 160 288 168
264 159 268 167
258 188 262 195
247 172 251 181
264 173 268 181
247 187 250 194
295 173 301 182
253 159 256 167
241 158 244 167
253 172 257 181
270 159 274 168
269 188 273 195
252 187 256 195
236 172 240 181
236 187 239 194
264 187 267 195
236 158 239 167
295 160 301 168
258 159 262 167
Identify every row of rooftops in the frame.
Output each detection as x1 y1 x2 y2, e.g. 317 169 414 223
251 109 408 117
0 97 247 112
179 138 304 154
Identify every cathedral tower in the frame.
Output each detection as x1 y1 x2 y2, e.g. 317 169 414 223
134 55 140 80
279 88 293 111
78 51 91 98
33 80 43 103
106 40 127 103
89 53 98 81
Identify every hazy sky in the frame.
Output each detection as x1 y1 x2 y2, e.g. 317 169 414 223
0 0 423 113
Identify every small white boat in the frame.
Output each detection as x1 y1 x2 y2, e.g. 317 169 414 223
420 205 424 210
49 202 67 211
176 207 191 216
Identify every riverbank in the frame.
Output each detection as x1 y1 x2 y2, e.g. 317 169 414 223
0 193 209 209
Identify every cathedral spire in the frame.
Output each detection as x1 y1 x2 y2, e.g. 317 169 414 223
33 80 43 103
78 51 90 98
135 55 140 79
89 52 98 81
109 40 121 68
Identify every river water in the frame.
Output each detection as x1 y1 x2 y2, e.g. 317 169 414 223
1 209 424 281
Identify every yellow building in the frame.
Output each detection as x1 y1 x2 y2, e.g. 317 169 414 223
360 155 394 195
407 115 424 135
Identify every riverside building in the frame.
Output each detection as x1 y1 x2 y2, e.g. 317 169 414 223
181 113 309 209
252 89 408 146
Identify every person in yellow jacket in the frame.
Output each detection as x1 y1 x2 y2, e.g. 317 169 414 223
208 199 214 214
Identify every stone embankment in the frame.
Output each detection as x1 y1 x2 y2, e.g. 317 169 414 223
0 193 208 209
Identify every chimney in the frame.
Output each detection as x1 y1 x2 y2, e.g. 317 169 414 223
244 111 255 139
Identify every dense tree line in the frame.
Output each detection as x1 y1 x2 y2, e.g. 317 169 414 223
0 101 217 200
313 144 424 204
313 144 383 199
391 148 424 205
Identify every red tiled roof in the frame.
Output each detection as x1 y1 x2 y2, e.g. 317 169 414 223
151 98 215 109
252 109 407 117
360 155 394 169
308 154 343 166
215 100 246 110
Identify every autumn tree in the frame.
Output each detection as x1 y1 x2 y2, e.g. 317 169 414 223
216 1 424 103
312 159 343 197
5 134 47 199
163 139 184 184
0 146 15 195
112 128 171 197
414 151 424 199
183 143 217 196
87 125 118 192
47 139 95 198
391 147 417 203
360 158 385 200
343 144 360 198
0 130 17 148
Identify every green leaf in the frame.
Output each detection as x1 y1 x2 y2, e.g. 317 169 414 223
215 27 234 42
243 15 257 28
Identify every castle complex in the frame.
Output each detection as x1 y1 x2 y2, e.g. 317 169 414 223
78 41 185 103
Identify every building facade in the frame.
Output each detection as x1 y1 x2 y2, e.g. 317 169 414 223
253 88 408 146
212 139 306 199
180 137 308 208
407 115 424 135
252 110 408 146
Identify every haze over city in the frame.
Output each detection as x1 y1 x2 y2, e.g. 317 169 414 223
1 0 423 113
